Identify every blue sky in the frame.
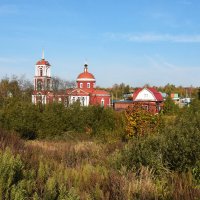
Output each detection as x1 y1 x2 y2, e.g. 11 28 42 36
1 0 200 87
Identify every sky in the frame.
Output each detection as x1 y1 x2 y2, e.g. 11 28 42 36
1 0 200 87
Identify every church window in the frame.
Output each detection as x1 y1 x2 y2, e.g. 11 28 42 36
87 83 90 88
47 80 50 90
37 81 42 91
82 97 85 106
101 98 104 107
40 69 43 76
80 83 83 88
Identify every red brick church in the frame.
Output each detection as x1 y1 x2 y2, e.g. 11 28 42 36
32 54 110 107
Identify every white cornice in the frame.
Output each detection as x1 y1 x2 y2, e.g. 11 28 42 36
77 78 96 81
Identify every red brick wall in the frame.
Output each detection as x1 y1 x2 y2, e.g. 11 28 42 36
114 101 163 114
77 81 95 90
90 95 110 107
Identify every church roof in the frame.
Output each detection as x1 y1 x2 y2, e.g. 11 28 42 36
77 63 95 81
36 59 51 66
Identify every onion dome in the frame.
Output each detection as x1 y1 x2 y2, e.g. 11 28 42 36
77 63 95 81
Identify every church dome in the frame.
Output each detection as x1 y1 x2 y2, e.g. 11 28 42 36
36 59 51 66
77 64 95 81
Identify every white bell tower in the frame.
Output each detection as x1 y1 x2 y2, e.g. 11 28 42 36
32 51 52 104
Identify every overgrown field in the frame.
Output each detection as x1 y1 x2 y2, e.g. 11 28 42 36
1 109 200 200
1 80 200 199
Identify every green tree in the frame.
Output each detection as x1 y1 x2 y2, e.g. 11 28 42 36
1 100 39 139
163 96 179 115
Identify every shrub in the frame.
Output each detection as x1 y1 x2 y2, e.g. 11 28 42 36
0 148 24 199
1 100 39 139
124 105 162 138
162 100 200 172
118 135 164 173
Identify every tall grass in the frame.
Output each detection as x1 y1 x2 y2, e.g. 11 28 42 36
0 129 200 199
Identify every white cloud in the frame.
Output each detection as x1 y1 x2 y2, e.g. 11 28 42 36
105 33 200 43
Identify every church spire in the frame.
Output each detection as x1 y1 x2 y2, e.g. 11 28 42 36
42 49 45 60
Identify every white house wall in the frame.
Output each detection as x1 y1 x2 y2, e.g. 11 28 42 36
135 88 156 101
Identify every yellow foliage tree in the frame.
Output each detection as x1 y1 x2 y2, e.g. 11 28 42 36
125 104 161 138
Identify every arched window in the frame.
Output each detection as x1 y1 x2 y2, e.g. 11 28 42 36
87 83 90 88
47 80 50 90
37 92 42 103
40 69 43 76
80 83 83 88
101 98 104 107
37 81 42 91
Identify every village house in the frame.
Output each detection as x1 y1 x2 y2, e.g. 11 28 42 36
113 87 164 114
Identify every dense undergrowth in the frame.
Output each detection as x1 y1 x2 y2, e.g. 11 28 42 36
0 125 200 200
1 98 200 199
0 99 125 140
1 87 200 199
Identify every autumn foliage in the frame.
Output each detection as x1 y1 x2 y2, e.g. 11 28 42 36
125 104 161 138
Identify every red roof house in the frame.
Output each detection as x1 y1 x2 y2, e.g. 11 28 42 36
113 87 163 114
133 87 163 102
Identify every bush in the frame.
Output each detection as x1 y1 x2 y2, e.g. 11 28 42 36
124 105 162 138
1 100 39 139
161 100 200 172
117 135 164 174
0 148 24 199
163 96 179 115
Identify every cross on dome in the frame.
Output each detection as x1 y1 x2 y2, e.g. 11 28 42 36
84 62 88 72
